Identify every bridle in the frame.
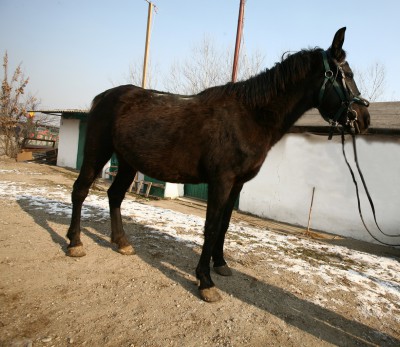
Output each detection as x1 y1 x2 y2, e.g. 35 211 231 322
317 51 400 246
318 50 370 139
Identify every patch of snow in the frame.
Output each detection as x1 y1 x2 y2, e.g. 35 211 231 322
0 169 42 175
0 176 399 320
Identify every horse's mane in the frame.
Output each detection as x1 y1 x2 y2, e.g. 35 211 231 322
199 47 325 108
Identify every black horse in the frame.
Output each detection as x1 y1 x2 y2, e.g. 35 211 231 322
67 28 370 302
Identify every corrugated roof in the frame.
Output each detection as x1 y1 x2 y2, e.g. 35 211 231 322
32 109 88 115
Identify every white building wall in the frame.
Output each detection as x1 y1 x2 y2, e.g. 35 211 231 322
164 183 184 199
57 118 80 169
239 133 400 246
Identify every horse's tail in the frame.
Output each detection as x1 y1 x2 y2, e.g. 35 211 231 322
89 85 131 118
90 92 106 113
81 89 117 171
85 86 136 164
89 88 114 116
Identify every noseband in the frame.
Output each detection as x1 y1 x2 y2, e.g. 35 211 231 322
318 51 369 139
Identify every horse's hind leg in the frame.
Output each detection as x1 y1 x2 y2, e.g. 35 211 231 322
67 153 112 257
107 158 137 255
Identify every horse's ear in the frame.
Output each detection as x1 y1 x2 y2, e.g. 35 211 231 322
331 27 346 61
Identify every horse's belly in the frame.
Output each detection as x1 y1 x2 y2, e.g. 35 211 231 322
135 161 205 184
115 139 205 184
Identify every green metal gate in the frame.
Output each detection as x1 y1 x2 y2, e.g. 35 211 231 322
184 183 240 209
143 175 165 198
184 183 208 201
76 120 87 170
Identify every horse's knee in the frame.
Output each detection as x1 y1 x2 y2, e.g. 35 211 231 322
71 180 90 204
107 186 126 207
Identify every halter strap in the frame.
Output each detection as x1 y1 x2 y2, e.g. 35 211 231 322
318 51 348 123
341 131 400 246
318 51 333 107
318 51 370 140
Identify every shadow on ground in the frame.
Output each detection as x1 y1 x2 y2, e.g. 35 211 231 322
17 196 400 347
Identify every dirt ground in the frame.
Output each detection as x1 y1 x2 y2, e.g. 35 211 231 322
0 158 399 347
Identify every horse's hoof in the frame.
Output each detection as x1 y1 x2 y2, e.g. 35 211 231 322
67 245 86 257
199 287 222 302
118 245 135 255
214 264 233 276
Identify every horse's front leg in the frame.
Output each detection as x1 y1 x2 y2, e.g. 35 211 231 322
212 183 243 277
196 181 233 302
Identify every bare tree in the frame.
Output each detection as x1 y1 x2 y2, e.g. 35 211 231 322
355 62 387 102
123 37 264 95
163 35 265 94
125 58 159 90
0 52 39 157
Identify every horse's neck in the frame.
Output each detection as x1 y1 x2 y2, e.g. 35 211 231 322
281 88 315 129
257 85 316 143
244 52 320 142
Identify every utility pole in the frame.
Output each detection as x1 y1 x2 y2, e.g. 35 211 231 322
142 1 154 89
231 0 245 82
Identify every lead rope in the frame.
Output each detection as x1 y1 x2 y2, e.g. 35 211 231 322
341 131 400 246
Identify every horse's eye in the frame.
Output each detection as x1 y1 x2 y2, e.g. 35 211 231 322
346 72 354 79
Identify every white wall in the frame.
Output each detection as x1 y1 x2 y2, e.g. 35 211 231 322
165 183 184 199
57 118 80 169
239 133 400 246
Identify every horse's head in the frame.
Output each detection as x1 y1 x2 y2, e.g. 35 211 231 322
317 27 370 135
